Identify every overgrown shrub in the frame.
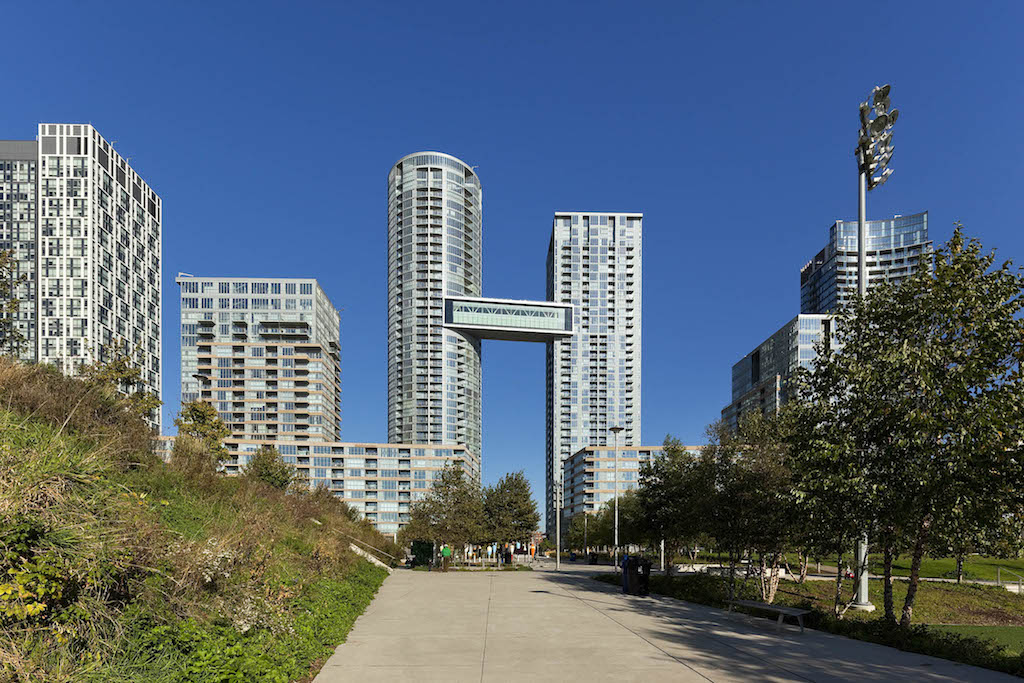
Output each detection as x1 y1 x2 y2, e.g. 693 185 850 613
242 445 293 490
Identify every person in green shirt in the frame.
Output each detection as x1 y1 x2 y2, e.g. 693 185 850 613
441 544 452 572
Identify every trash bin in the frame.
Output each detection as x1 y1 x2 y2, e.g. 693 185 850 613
637 558 652 596
589 552 597 565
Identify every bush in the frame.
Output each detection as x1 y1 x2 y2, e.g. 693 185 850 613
169 434 221 478
242 445 293 490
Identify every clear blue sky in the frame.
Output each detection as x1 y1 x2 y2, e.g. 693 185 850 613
5 2 1023 508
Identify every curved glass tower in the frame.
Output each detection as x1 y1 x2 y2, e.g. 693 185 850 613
387 152 483 463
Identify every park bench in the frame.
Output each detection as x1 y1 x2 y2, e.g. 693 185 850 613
727 599 811 634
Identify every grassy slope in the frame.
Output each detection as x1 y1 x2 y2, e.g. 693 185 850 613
0 406 393 682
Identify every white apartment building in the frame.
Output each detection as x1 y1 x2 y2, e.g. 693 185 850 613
546 212 642 535
176 275 341 444
0 124 162 428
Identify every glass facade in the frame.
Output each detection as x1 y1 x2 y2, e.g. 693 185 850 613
722 314 837 430
387 153 483 473
801 211 930 314
0 142 37 361
177 276 342 444
452 299 573 331
546 212 642 535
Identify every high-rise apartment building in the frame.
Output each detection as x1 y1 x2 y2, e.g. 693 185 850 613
801 211 930 314
176 275 341 445
387 152 484 461
546 212 642 535
0 141 37 361
562 444 700 520
0 124 162 427
721 314 836 430
386 153 573 480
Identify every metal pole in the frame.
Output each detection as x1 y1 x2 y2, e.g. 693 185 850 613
555 479 561 572
614 431 620 573
584 512 588 554
852 165 875 611
660 539 665 574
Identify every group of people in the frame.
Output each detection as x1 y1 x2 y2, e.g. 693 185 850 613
435 541 538 571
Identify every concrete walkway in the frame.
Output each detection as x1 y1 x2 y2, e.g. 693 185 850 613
314 562 1019 682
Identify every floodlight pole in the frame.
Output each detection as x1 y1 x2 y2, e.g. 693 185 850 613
852 165 874 612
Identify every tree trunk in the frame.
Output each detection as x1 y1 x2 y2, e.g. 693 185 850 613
834 550 844 619
728 550 737 601
758 553 781 604
883 538 895 623
956 554 964 584
900 516 932 628
798 551 809 584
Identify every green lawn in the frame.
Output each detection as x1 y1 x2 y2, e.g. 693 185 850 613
865 554 1024 583
929 625 1024 656
668 552 1024 583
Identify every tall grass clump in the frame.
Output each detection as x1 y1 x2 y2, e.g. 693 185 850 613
0 356 395 681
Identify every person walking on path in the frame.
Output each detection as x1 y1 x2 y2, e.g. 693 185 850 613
441 543 452 572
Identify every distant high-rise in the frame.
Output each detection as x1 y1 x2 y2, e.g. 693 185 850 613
0 124 162 428
801 211 930 314
546 212 642 535
387 152 484 461
176 275 342 446
721 314 836 430
0 141 38 361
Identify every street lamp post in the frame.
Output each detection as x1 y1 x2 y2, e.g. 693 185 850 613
555 475 562 572
851 83 899 612
610 426 624 573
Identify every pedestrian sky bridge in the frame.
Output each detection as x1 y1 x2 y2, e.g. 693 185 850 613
444 296 574 342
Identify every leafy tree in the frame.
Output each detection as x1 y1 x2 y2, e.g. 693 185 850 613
242 445 293 490
794 226 1024 626
401 464 484 552
0 249 28 358
174 400 230 465
483 471 540 544
639 435 708 576
80 337 162 427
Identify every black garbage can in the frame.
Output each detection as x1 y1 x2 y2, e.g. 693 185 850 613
623 556 642 595
637 558 652 596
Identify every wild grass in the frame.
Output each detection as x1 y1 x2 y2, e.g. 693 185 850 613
0 356 396 681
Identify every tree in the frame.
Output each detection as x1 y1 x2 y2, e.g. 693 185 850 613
639 435 708 576
174 400 230 465
483 471 540 544
242 445 293 490
401 464 484 552
794 226 1024 626
80 337 162 426
0 249 28 358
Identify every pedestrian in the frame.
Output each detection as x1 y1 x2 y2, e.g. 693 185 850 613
441 543 452 572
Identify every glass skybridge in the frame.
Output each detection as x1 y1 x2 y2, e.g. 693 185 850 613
444 296 574 342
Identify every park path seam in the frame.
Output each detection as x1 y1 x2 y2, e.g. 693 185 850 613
550 576 715 681
480 574 494 682
559 575 817 683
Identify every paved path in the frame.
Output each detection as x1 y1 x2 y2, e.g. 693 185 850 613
314 563 1018 682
